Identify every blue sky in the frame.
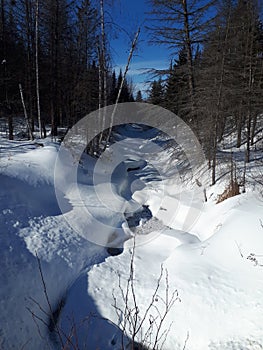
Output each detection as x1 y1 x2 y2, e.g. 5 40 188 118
108 0 171 97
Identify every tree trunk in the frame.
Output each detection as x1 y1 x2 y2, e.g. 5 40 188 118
236 114 243 148
211 132 217 186
8 115 13 140
25 0 34 132
103 28 140 151
1 0 13 140
100 0 107 110
19 83 34 140
251 114 257 145
182 0 195 114
35 0 42 137
245 13 254 164
97 0 107 151
210 12 230 185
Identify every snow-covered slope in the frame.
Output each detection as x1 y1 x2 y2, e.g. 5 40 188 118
0 122 262 349
87 192 263 350
0 140 108 349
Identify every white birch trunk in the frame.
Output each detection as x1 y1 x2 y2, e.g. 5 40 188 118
103 28 140 150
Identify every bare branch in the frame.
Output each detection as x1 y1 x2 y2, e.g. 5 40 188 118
35 252 64 347
112 237 179 349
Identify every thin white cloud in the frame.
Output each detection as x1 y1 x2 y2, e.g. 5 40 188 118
114 59 169 76
133 81 151 93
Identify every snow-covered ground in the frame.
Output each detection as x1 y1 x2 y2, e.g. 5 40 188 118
0 119 262 349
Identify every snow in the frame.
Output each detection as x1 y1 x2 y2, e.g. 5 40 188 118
0 139 108 349
87 193 263 350
0 119 262 349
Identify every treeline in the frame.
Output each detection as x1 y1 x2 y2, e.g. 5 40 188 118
147 0 263 184
1 0 263 185
0 0 134 138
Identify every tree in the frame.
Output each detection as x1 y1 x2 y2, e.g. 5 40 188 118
0 0 26 140
18 0 36 132
135 90 143 102
195 0 263 184
109 69 118 104
232 0 263 162
164 47 189 115
70 0 99 122
0 0 12 139
195 1 233 184
147 0 215 120
35 0 42 137
41 0 74 135
102 28 140 153
1 0 105 137
115 69 134 103
148 78 164 105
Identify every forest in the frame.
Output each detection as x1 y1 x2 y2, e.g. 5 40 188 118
0 0 262 182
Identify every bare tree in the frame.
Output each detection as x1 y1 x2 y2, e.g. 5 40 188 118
196 0 263 184
103 27 140 151
147 0 215 120
196 1 232 184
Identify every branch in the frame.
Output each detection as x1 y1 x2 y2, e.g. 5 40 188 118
35 252 64 347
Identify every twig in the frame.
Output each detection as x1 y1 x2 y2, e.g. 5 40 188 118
35 252 64 347
112 237 179 349
26 307 53 350
26 307 50 328
235 240 244 258
28 296 50 317
20 338 32 350
182 331 190 350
